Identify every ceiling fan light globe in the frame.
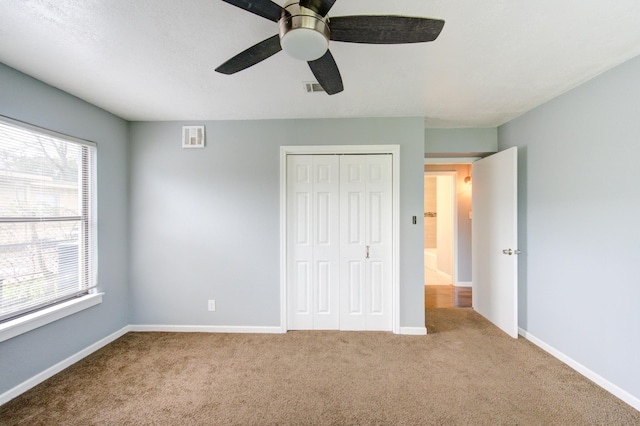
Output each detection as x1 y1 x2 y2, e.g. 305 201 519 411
281 28 328 61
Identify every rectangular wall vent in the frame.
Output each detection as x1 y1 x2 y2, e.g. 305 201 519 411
304 82 325 93
182 126 205 148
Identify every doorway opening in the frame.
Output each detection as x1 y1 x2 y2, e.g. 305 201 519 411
424 165 473 308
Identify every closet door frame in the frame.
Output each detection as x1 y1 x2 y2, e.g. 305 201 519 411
280 145 400 334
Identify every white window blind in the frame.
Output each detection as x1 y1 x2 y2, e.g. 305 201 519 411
0 116 97 323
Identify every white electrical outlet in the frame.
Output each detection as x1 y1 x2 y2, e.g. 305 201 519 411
207 300 216 312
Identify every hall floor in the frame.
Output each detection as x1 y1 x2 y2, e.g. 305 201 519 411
425 285 472 308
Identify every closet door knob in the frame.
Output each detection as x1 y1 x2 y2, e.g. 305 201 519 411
366 245 370 259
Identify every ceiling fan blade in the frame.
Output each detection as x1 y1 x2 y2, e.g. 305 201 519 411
299 0 337 17
220 0 285 22
308 50 343 95
215 35 282 75
330 16 445 44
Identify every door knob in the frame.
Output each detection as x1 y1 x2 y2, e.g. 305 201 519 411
502 249 521 255
366 245 370 259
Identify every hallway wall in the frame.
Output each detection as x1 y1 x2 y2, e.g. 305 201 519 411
435 176 453 277
424 164 473 283
424 176 437 248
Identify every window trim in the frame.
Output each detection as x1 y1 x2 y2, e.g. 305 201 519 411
0 292 103 343
0 114 100 338
0 115 97 149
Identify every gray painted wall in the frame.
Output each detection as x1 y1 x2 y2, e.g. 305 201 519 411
0 63 130 395
499 55 640 401
128 118 426 328
425 128 497 155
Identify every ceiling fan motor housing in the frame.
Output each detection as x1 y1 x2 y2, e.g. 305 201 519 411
279 2 330 61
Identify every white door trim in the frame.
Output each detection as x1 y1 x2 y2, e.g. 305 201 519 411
424 171 458 285
280 145 401 334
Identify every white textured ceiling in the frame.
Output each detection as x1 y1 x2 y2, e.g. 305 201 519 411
1 1 640 127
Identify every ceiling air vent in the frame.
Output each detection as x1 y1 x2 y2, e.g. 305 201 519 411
304 82 325 93
182 126 205 148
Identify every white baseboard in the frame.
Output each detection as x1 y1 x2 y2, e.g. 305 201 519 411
0 325 131 406
519 327 640 411
129 325 285 334
454 281 472 287
436 270 452 280
399 326 427 336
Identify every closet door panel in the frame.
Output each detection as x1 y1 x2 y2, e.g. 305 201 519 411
311 155 340 329
340 157 367 330
287 156 314 329
340 155 392 331
287 155 340 330
364 155 393 331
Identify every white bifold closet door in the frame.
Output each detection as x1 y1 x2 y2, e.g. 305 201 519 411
339 155 392 331
287 155 341 330
286 154 392 331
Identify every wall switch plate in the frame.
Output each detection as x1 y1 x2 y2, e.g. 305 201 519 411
207 300 216 311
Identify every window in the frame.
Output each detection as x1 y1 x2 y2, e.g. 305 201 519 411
0 116 97 323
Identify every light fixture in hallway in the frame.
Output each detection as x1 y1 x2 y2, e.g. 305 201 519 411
464 164 472 185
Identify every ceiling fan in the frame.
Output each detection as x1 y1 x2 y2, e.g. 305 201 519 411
215 0 445 95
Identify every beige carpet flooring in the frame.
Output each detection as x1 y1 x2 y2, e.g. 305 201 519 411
1 309 638 425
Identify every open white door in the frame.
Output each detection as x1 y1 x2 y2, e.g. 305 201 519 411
472 147 519 338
